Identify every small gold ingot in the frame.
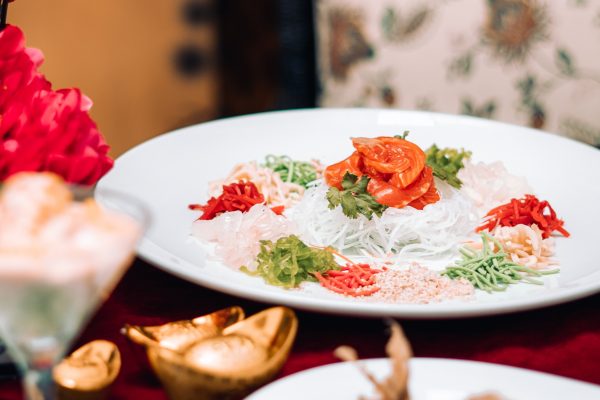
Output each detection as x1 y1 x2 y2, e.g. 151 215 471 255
53 340 120 400
125 306 297 400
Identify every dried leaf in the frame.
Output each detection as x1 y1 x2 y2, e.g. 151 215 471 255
334 345 358 362
333 321 412 400
381 321 411 400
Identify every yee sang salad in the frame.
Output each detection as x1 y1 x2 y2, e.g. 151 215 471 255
188 134 569 304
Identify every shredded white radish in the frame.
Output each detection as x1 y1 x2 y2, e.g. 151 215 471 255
288 179 477 262
458 160 532 216
192 204 296 270
209 161 304 208
492 224 556 269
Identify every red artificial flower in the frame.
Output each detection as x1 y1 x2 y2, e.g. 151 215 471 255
0 25 114 186
0 88 113 185
0 25 49 117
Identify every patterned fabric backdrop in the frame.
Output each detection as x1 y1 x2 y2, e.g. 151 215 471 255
316 0 600 146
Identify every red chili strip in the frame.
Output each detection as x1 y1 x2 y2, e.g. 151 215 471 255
188 181 272 220
476 194 569 239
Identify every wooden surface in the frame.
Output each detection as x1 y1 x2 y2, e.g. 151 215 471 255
10 0 219 157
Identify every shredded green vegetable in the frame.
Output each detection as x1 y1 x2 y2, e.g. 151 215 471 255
241 235 339 288
425 144 471 188
264 155 319 188
442 232 558 293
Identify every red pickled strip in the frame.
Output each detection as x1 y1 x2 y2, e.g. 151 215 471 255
316 263 383 297
477 194 569 238
189 181 266 220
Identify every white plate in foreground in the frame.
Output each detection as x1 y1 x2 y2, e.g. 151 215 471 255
96 109 600 318
246 358 600 400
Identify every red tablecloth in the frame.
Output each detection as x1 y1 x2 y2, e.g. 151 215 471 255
1 259 600 399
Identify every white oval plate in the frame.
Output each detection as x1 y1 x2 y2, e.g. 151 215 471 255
96 109 600 318
246 358 600 400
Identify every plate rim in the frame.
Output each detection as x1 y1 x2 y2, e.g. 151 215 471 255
136 237 600 319
115 108 600 161
99 108 600 319
245 356 600 399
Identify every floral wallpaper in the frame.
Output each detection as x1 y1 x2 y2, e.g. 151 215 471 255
316 0 600 146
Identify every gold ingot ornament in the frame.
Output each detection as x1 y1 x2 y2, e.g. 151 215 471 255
123 306 298 400
122 306 245 351
53 340 121 400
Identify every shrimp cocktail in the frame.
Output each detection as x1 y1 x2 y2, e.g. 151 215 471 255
0 172 145 400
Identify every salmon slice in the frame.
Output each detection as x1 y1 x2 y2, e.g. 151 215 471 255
352 136 425 187
380 137 426 188
362 164 392 182
324 151 363 189
352 137 411 173
324 136 439 210
407 171 440 210
367 166 433 208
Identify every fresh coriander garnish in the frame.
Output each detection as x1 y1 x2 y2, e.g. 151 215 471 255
425 144 471 188
326 172 388 219
394 131 410 140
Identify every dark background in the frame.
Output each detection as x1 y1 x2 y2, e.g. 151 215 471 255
217 0 317 116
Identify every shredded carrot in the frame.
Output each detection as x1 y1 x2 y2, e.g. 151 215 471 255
477 194 569 239
315 263 384 297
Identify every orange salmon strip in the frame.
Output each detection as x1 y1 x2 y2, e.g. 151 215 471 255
324 136 439 210
368 166 433 208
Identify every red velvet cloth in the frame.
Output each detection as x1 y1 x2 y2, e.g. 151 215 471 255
1 259 600 399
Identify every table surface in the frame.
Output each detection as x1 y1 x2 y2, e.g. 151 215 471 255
1 259 600 399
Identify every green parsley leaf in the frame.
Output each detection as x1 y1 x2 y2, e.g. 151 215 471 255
326 172 388 220
241 235 339 288
425 144 471 188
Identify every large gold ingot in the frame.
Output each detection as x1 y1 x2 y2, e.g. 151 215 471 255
53 340 121 400
124 306 297 400
122 306 245 351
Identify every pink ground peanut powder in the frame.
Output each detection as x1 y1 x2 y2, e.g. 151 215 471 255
371 264 474 304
